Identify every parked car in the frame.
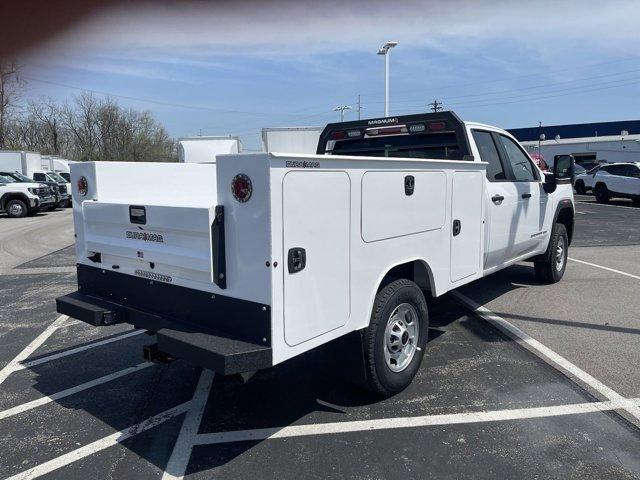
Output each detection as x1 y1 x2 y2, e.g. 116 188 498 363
32 171 71 208
57 112 575 396
0 151 71 207
574 164 604 195
0 171 60 211
592 162 640 204
0 174 54 218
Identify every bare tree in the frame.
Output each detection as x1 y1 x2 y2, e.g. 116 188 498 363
5 90 176 162
0 62 26 148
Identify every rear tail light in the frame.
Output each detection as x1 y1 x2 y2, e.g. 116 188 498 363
77 176 88 196
331 131 347 140
231 173 253 203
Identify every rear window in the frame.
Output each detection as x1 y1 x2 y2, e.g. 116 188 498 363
329 132 464 160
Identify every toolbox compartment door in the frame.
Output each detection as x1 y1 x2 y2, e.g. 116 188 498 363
450 171 483 282
282 171 351 346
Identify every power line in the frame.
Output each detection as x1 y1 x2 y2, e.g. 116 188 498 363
22 75 324 118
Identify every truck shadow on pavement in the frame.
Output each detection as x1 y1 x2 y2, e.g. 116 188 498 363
25 292 588 479
456 263 640 336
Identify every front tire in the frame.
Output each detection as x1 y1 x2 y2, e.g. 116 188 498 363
594 183 610 203
362 279 428 397
6 199 28 218
574 181 586 195
534 223 568 284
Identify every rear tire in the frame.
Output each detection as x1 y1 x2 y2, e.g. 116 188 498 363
362 279 428 397
6 199 28 218
534 223 568 284
594 183 610 203
574 181 586 195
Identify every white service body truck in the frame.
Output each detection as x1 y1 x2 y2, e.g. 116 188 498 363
57 112 575 395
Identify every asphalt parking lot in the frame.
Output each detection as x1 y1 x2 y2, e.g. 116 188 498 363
1 202 639 479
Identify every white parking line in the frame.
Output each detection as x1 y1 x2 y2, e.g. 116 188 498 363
0 362 153 421
193 398 640 446
5 401 192 480
451 291 640 424
568 257 640 280
0 315 68 386
16 329 146 372
162 370 215 480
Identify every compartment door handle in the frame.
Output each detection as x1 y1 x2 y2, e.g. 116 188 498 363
288 248 307 274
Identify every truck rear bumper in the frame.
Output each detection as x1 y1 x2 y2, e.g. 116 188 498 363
56 290 272 375
56 265 272 375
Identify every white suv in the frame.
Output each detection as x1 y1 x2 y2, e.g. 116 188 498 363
592 162 640 204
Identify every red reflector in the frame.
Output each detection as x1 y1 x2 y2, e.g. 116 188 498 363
332 131 347 140
77 176 88 196
231 173 253 203
428 121 446 132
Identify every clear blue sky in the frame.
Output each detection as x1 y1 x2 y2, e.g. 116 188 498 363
18 0 640 150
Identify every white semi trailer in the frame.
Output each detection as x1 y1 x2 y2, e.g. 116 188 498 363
57 112 575 396
177 136 242 163
261 126 323 154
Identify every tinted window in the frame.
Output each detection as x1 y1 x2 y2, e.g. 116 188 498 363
623 165 640 177
497 135 537 181
330 132 464 160
471 130 505 181
33 173 46 181
606 165 625 176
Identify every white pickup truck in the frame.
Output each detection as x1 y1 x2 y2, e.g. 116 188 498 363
0 173 54 217
57 112 575 396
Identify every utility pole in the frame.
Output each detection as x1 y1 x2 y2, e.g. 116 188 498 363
357 94 362 120
333 105 352 122
428 99 443 112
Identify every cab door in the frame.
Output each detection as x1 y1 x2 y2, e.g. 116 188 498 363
494 133 550 256
471 129 520 270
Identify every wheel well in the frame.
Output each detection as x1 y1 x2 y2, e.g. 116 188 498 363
0 193 29 210
556 207 574 245
377 260 435 296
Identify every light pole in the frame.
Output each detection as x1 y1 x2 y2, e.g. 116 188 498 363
377 41 398 117
333 105 352 122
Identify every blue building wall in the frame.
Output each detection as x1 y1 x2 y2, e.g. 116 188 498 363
508 120 640 142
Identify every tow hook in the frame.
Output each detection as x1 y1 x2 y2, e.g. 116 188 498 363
143 344 175 364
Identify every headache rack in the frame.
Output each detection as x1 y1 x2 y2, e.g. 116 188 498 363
316 111 472 161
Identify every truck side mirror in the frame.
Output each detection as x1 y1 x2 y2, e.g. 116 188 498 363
545 154 574 194
553 154 575 184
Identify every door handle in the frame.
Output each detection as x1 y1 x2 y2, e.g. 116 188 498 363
521 193 532 199
452 219 462 236
491 195 505 203
287 247 306 274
